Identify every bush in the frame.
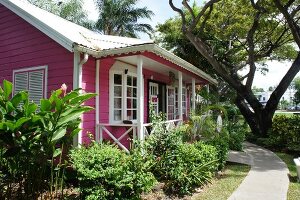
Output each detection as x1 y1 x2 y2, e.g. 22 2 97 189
145 125 218 195
70 142 156 200
228 123 246 151
269 115 300 152
205 133 229 170
0 80 95 198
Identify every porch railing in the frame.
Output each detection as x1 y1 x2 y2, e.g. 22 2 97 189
96 119 182 152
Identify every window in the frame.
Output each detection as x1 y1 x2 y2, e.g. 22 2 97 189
110 69 137 123
167 86 175 120
13 66 47 106
174 86 187 117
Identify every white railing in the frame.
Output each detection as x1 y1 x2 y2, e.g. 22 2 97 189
96 119 182 152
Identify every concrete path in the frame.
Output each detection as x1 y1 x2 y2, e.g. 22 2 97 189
228 142 289 200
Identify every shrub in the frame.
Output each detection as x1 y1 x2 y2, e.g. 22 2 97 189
228 123 246 151
269 115 300 152
70 142 156 200
205 133 229 170
0 80 95 198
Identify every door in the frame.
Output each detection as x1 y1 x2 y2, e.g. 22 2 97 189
149 82 159 115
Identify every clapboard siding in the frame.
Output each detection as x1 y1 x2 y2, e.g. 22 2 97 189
0 5 74 97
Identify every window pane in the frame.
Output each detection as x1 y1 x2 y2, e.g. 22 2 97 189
133 110 137 119
114 110 121 121
114 86 122 96
133 88 137 97
114 74 122 85
127 87 132 97
133 77 137 86
114 98 122 109
127 98 132 109
127 76 132 86
133 99 137 108
127 110 132 120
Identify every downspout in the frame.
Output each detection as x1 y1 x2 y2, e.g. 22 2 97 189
78 53 89 145
95 60 100 141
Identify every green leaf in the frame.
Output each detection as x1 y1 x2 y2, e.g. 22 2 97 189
69 93 96 105
70 128 81 138
14 117 30 130
57 107 93 127
26 103 37 116
51 127 67 142
6 101 15 113
63 91 79 102
11 92 25 107
3 80 12 100
53 148 62 157
40 99 52 112
49 89 62 103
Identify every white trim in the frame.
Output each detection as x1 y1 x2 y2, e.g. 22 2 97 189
178 71 183 120
137 56 144 141
109 62 138 124
12 65 48 98
74 44 217 85
192 78 196 111
95 59 100 140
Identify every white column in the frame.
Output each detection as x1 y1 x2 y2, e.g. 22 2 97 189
178 71 183 121
137 56 144 141
207 84 210 93
95 59 100 141
192 78 196 111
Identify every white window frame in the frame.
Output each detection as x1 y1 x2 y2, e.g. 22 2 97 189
12 65 48 104
109 62 138 124
167 86 176 120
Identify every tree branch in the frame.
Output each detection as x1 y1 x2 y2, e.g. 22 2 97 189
169 0 187 32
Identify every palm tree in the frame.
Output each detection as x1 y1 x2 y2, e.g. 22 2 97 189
94 0 154 38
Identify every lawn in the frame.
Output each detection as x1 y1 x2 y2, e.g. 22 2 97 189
192 162 250 200
276 153 300 200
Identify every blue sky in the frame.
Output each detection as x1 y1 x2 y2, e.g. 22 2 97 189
84 0 295 90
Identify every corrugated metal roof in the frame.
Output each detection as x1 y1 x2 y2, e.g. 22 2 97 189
1 0 217 85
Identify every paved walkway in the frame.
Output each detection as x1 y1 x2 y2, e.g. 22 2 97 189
227 142 289 200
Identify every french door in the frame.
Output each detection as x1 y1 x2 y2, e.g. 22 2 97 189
149 82 159 115
167 86 175 120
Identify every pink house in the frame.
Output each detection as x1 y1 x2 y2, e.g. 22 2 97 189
0 0 217 152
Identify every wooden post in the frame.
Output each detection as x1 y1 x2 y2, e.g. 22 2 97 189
137 56 144 141
192 78 196 111
178 71 183 121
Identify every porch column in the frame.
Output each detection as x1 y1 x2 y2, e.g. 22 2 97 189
192 78 196 111
137 56 144 140
95 59 100 141
178 71 183 121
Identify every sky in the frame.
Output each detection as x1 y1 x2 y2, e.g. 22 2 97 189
83 0 297 91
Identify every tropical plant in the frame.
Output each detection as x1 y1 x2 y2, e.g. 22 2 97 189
163 0 300 137
0 80 95 199
94 0 154 37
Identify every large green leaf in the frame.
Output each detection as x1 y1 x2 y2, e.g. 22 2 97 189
6 101 15 113
51 127 67 142
3 80 12 100
11 91 28 107
63 91 79 102
69 93 96 105
56 107 93 127
53 148 62 157
40 99 52 112
26 103 37 116
14 117 31 130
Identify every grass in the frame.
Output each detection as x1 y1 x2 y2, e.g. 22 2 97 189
192 162 250 200
276 152 300 200
274 112 294 117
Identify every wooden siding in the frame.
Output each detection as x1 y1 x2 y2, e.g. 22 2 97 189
0 5 74 97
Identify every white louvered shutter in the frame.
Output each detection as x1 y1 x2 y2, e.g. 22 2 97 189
14 72 28 94
29 70 44 105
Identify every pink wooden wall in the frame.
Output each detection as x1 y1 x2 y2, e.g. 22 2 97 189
81 58 96 144
0 5 74 96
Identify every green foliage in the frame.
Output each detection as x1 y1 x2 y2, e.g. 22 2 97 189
70 142 157 200
227 123 246 151
269 115 300 152
94 0 154 37
144 118 219 195
0 80 95 198
205 133 229 171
